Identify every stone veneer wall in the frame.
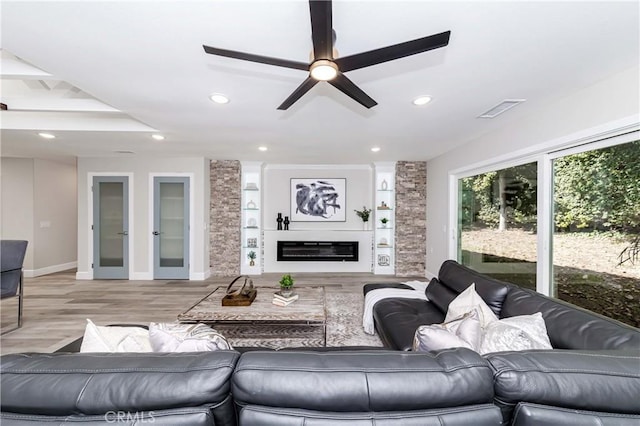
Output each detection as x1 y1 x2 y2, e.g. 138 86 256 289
395 161 427 276
210 160 241 276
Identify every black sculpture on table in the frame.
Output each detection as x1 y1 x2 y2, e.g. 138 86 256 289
277 213 283 230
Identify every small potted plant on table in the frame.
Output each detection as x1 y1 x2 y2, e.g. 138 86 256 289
279 273 295 297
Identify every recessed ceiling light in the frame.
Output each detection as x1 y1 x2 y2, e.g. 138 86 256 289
209 93 229 104
151 134 165 141
412 96 432 106
258 146 268 152
38 132 56 139
371 147 381 152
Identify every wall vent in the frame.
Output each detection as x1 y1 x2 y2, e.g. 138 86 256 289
478 99 526 118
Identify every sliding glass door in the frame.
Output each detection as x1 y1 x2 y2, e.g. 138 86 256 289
455 135 639 327
552 140 640 327
458 162 538 289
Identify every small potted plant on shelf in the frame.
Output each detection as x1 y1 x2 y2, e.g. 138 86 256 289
354 206 372 230
380 217 389 228
247 250 257 266
279 273 295 297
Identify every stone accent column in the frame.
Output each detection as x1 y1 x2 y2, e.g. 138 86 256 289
210 160 241 276
395 161 427 276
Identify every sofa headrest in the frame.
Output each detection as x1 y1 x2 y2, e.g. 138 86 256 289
437 260 511 316
232 348 494 412
501 286 640 350
0 351 239 416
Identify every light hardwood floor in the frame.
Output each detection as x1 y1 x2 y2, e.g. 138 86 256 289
1 269 418 355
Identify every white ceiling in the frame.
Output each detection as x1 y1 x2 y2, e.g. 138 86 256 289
1 1 638 164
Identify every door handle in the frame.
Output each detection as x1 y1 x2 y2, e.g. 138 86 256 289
152 231 160 236
117 231 128 236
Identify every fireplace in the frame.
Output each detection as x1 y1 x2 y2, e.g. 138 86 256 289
277 241 359 262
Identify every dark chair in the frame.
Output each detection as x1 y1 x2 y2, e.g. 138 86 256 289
1 240 28 334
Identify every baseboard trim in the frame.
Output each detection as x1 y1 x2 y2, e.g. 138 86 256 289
132 272 153 280
76 271 93 280
190 270 210 281
24 261 78 278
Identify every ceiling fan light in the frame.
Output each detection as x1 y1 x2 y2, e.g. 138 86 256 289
413 96 432 106
310 60 338 81
209 93 230 104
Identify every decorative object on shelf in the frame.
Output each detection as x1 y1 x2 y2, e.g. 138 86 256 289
279 273 295 298
247 218 257 228
246 200 256 209
277 213 283 230
245 182 258 190
283 216 290 230
354 206 372 230
381 179 388 190
247 237 257 248
247 250 257 266
380 217 389 228
290 178 346 222
378 201 390 210
378 237 389 247
377 254 391 267
222 275 257 306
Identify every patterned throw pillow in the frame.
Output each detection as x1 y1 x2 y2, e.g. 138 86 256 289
412 310 482 352
149 322 232 352
479 312 552 355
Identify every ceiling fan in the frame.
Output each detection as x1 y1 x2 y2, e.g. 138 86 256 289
203 0 451 110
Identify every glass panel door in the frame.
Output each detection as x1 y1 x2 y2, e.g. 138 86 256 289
93 176 128 279
458 162 538 289
552 140 640 327
153 177 189 279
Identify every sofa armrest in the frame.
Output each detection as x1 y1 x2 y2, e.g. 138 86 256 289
486 350 640 421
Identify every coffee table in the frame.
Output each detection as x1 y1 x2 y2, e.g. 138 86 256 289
178 286 326 348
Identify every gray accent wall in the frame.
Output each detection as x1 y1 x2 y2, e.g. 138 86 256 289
395 161 427 277
209 160 241 276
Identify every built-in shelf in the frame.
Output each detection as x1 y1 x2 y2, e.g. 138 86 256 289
241 162 263 275
374 162 396 275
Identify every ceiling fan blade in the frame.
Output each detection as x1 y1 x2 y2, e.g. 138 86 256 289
277 77 319 110
309 0 333 60
203 45 309 71
328 72 377 109
334 31 451 72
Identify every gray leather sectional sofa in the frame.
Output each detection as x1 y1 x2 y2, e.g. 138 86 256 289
1 260 639 425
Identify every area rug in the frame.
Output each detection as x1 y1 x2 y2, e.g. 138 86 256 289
182 286 384 349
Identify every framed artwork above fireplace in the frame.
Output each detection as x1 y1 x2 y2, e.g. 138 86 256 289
290 178 346 222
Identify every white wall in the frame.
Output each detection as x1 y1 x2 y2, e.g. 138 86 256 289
1 158 35 270
262 164 373 231
77 157 210 280
1 157 77 276
426 65 640 276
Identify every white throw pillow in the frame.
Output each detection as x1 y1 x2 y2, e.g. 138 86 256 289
149 322 232 352
80 319 152 353
412 310 482 352
479 312 553 355
445 283 498 328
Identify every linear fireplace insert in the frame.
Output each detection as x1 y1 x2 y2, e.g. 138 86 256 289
277 241 359 262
